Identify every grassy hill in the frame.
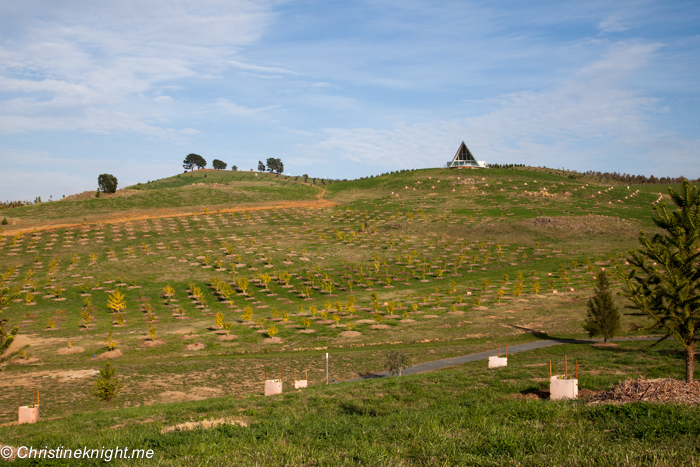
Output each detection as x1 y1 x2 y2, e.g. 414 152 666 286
0 170 321 230
0 166 697 465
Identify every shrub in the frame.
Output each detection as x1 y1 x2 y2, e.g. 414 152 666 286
385 351 411 376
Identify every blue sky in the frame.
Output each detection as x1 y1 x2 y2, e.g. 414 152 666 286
1 0 699 200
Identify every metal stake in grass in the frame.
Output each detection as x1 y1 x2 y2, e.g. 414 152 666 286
549 360 552 378
506 344 508 358
576 361 578 380
565 355 568 378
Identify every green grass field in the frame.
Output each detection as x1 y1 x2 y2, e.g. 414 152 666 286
0 167 697 465
2 341 698 466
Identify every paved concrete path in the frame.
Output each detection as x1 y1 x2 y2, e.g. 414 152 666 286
344 336 666 382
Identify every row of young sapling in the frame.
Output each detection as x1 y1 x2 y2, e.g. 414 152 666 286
5 257 617 364
21 261 610 355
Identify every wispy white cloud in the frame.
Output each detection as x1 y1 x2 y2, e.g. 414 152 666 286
213 98 279 116
303 40 697 177
227 59 297 75
0 0 279 137
598 15 630 33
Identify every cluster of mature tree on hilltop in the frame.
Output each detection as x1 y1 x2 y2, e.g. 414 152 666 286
258 158 284 174
183 153 284 174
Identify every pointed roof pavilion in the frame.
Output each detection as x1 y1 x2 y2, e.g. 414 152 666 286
446 142 485 168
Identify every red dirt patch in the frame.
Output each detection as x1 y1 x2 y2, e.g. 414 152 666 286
96 350 123 359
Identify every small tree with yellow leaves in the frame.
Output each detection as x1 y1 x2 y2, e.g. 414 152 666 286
107 290 126 313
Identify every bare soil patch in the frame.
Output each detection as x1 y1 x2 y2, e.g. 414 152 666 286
6 334 65 353
12 357 40 365
522 215 637 236
263 337 284 344
57 346 85 355
217 335 237 341
153 387 224 404
141 340 166 347
96 350 124 359
160 417 248 434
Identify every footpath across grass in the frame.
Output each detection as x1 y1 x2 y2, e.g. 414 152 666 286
3 341 699 466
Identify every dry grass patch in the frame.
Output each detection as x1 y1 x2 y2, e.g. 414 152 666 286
521 215 638 236
160 417 248 434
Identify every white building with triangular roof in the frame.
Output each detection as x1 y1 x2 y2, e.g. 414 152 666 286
447 142 486 168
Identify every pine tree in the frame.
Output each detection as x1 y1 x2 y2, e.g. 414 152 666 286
621 181 700 383
583 270 620 343
91 363 124 407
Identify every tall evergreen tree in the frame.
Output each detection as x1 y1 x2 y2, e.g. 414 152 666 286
621 181 700 383
583 270 620 343
257 161 266 172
